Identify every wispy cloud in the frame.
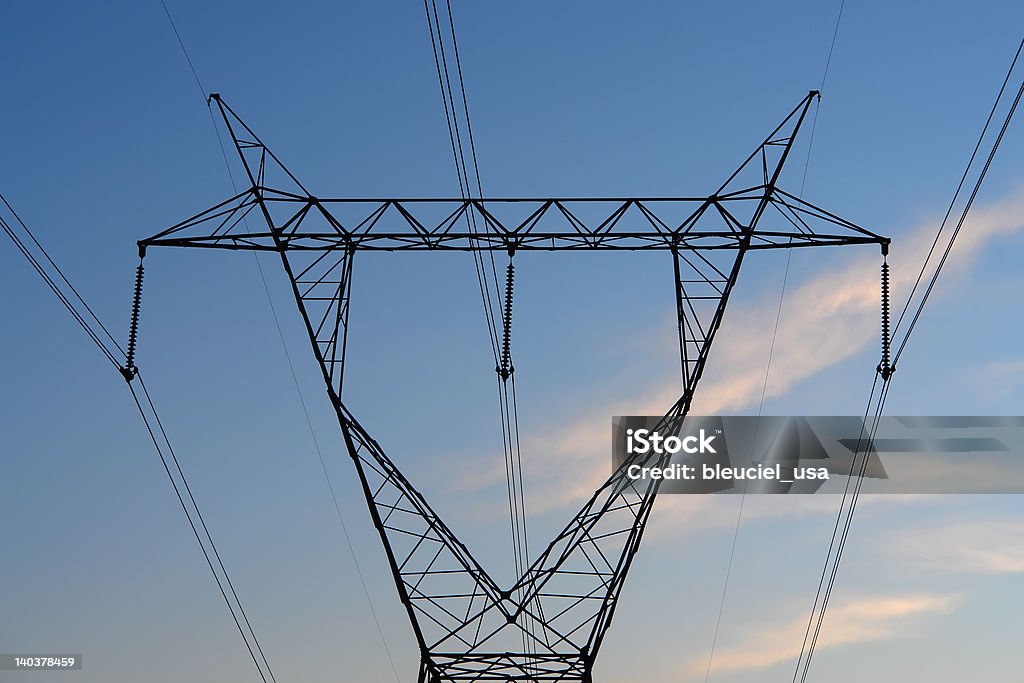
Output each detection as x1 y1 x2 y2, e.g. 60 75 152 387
888 518 1024 575
680 593 959 679
972 357 1024 398
448 189 1024 519
643 493 929 541
691 186 1024 414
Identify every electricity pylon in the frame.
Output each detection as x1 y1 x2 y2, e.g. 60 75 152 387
137 91 888 682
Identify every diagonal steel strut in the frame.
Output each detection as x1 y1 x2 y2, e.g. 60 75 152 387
139 91 889 682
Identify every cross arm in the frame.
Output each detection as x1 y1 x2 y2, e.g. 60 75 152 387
139 192 888 253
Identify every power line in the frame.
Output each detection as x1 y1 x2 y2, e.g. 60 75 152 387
793 32 1024 683
892 37 1024 363
155 2 402 680
159 0 205 94
423 0 536 654
791 371 880 683
818 0 847 101
422 0 502 364
133 372 279 683
1 193 125 368
702 3 847 679
0 189 278 681
249 250 402 683
891 36 1024 346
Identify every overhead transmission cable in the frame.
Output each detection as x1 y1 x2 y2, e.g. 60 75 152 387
132 372 278 683
792 32 1024 683
0 191 276 683
0 194 125 369
701 3 847 681
423 0 536 651
445 1 535 642
891 35 1024 364
155 3 402 681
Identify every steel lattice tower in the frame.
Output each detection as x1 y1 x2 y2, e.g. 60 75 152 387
138 91 889 683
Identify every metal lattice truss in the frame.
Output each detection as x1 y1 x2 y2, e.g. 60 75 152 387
141 91 888 682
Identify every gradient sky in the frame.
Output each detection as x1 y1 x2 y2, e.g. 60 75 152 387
3 2 1024 682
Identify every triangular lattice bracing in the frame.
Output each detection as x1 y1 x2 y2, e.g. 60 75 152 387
673 249 743 405
340 408 511 654
283 244 353 400
140 91 889 683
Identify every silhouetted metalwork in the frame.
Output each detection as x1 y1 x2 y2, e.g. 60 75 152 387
140 91 888 683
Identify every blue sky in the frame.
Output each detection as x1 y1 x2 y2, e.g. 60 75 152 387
2 2 1024 682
